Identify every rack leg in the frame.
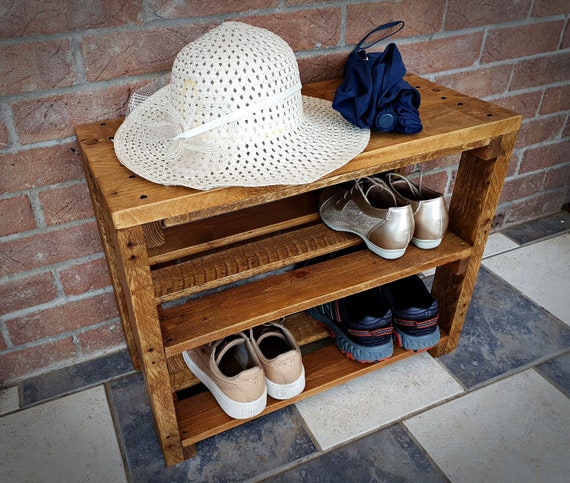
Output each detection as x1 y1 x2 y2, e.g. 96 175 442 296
431 131 518 356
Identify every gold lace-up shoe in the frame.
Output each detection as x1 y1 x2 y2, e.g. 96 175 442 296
319 178 414 259
385 173 449 249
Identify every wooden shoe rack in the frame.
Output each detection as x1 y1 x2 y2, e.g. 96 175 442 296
76 74 521 466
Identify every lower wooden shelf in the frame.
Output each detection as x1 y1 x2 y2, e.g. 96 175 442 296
174 326 449 447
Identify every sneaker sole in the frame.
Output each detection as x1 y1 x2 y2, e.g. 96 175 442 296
308 308 393 363
265 367 306 400
182 351 267 419
412 237 443 249
393 326 441 352
320 218 407 260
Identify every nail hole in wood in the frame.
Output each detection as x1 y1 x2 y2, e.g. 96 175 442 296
140 194 148 199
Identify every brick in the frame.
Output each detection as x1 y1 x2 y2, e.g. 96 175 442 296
0 118 9 150
445 0 532 30
298 52 347 84
0 143 83 193
81 23 215 82
0 196 36 236
0 0 143 39
541 85 570 115
516 115 566 149
492 91 542 119
502 190 567 225
151 0 278 18
59 258 112 296
499 172 545 203
410 154 461 172
39 183 94 226
482 21 564 63
0 222 103 277
400 34 483 75
435 64 513 99
12 85 130 144
0 272 58 317
0 338 77 384
241 8 342 51
532 0 570 17
511 52 570 91
544 164 570 191
520 139 570 173
563 23 570 50
346 1 445 42
77 323 126 356
6 292 118 345
0 40 75 96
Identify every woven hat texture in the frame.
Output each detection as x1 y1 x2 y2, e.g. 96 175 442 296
114 22 370 190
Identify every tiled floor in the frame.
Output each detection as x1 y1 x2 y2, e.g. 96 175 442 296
1 212 569 482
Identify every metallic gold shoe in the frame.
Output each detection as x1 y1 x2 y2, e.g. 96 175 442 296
319 178 414 259
384 173 449 249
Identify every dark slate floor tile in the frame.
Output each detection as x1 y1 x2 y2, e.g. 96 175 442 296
536 351 570 398
107 373 317 482
261 423 447 483
438 267 570 389
21 349 134 407
501 211 570 245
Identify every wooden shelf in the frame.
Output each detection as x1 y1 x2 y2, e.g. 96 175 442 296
152 222 361 303
159 231 471 356
175 330 449 447
148 191 321 265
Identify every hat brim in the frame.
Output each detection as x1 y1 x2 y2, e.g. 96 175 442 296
114 85 370 190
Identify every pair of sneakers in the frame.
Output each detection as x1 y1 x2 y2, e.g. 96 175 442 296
183 322 305 419
308 275 440 363
319 173 449 259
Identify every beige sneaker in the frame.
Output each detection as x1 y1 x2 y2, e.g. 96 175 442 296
249 323 305 400
182 333 266 419
385 173 449 249
319 178 414 259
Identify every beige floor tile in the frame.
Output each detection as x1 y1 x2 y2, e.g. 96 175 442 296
0 386 19 416
404 369 570 482
0 386 126 483
483 233 519 258
295 353 464 450
482 234 570 325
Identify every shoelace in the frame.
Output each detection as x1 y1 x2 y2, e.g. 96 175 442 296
341 177 398 207
385 170 424 201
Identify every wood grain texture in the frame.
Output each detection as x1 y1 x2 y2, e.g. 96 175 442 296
75 74 522 230
76 74 522 466
159 233 471 357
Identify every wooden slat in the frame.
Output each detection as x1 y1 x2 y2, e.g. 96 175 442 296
152 223 361 303
74 74 522 229
175 331 449 446
168 312 329 392
113 225 184 466
160 232 471 357
147 190 320 265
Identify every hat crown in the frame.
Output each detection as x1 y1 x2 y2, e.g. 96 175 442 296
169 22 302 137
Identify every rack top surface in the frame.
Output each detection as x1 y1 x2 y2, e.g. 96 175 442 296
75 74 521 229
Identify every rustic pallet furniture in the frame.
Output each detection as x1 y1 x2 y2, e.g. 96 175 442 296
76 74 521 466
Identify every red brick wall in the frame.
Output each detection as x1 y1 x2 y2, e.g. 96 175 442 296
1 1 568 383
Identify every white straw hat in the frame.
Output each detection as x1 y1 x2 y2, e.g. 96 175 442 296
114 22 370 190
